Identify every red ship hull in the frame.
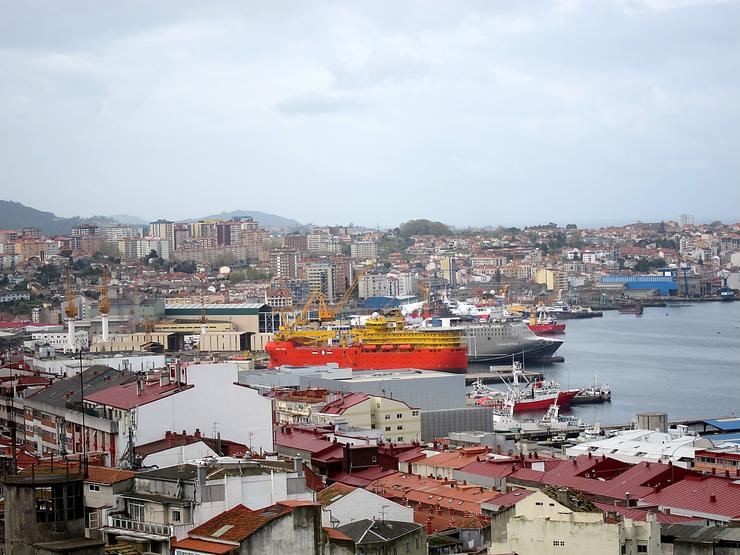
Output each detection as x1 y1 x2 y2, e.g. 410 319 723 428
265 341 468 373
512 389 580 412
527 323 566 335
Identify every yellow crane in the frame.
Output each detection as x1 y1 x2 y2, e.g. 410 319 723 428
64 264 77 319
99 266 110 315
292 266 371 326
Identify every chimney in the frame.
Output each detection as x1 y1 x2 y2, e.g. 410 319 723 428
197 465 207 486
136 377 143 397
194 428 201 439
556 488 570 507
294 456 304 477
709 495 717 503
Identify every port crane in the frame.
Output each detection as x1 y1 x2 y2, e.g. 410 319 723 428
295 266 370 325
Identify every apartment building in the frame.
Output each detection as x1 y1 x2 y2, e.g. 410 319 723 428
313 393 421 443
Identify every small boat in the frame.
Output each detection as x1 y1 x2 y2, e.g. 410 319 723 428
618 303 643 315
492 398 540 433
538 403 583 431
525 309 566 335
572 373 612 404
577 421 603 443
496 363 580 412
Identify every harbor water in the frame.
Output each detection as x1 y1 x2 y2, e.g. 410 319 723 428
469 301 740 425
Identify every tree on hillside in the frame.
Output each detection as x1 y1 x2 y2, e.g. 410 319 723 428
399 219 451 237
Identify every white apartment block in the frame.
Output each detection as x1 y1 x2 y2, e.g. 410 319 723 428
351 241 379 259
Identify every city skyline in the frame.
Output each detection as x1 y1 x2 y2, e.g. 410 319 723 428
1 1 739 226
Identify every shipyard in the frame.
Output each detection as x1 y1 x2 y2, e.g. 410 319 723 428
2 2 740 554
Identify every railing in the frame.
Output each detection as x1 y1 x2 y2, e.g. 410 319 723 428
108 515 173 537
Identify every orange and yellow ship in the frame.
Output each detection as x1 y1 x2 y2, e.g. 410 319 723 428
265 313 468 373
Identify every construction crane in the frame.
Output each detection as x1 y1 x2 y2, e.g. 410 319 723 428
296 266 371 325
64 264 78 352
296 289 333 325
64 264 77 319
197 274 208 335
331 266 370 320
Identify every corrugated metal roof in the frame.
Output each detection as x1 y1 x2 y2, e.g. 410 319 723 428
704 417 740 432
639 475 740 520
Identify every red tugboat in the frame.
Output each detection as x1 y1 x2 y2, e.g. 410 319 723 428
525 310 566 335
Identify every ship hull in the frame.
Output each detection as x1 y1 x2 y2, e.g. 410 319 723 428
527 323 566 335
512 389 580 413
460 319 564 364
265 341 468 373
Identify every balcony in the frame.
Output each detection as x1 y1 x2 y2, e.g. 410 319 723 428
106 515 173 538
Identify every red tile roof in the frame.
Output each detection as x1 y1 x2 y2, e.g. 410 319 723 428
536 455 694 502
274 429 337 455
135 430 248 458
481 488 534 511
331 467 399 488
367 473 500 515
638 476 740 520
187 503 292 543
323 526 353 542
319 393 369 415
458 459 518 480
170 538 236 555
416 447 490 471
317 483 356 507
86 466 136 485
85 377 191 409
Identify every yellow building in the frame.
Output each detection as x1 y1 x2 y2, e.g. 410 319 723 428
535 268 560 291
314 393 421 443
490 489 659 555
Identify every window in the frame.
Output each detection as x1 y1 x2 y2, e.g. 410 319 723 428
637 545 648 553
397 425 403 430
535 502 543 506
621 545 626 555
385 427 391 432
35 483 84 523
415 537 420 549
371 456 377 463
396 413 403 419
411 411 419 417
405 541 410 553
172 508 181 522
128 501 145 522
385 414 391 420
552 540 565 546
88 484 100 492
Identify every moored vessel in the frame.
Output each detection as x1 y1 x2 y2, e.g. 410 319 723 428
265 313 468 372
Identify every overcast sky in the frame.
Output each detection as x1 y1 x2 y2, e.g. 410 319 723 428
1 0 738 227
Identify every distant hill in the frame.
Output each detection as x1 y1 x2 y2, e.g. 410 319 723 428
192 210 302 230
109 214 148 226
0 200 119 235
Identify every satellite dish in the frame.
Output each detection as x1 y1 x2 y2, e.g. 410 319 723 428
219 266 231 276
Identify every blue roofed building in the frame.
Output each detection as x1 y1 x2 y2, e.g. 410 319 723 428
600 274 678 296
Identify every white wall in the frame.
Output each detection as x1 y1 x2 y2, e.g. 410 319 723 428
321 488 414 527
142 441 219 468
136 363 274 454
